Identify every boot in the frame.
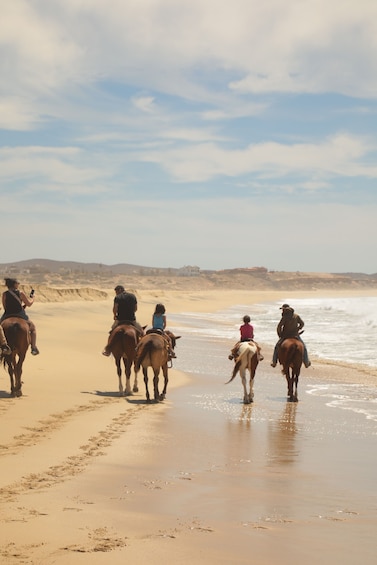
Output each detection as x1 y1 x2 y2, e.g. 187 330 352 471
1 343 11 356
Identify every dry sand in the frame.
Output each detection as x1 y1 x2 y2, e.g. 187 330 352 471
0 288 376 564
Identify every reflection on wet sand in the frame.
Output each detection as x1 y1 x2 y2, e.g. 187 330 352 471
268 402 298 465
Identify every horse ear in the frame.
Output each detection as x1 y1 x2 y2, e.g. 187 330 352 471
175 335 182 340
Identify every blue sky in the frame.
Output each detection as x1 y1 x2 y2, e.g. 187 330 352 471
1 0 377 273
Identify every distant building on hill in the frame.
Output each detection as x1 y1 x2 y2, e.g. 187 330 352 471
177 265 201 277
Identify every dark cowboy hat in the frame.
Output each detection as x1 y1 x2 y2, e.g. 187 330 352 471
280 303 290 309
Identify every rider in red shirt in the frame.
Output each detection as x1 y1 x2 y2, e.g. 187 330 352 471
228 315 263 361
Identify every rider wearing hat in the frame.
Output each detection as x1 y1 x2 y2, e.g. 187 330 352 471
271 304 311 368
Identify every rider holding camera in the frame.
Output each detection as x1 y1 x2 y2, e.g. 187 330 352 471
1 278 40 355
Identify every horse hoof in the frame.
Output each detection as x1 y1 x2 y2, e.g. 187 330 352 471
133 387 139 393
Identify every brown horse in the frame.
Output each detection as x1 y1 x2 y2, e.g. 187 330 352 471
278 338 304 402
134 330 181 402
1 317 30 397
106 324 142 396
226 341 259 404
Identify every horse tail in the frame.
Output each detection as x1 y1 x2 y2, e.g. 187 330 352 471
225 358 242 384
107 327 124 350
225 344 253 384
134 339 153 372
280 341 298 374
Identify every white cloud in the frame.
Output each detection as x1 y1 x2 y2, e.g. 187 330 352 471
2 0 377 112
132 96 156 113
0 98 41 130
141 133 377 182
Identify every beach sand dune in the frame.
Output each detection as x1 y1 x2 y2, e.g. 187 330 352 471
0 289 376 564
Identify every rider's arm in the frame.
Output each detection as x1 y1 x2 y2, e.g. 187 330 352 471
296 315 305 331
20 291 34 308
277 320 284 337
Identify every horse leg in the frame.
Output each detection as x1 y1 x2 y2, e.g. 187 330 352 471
115 357 123 396
160 364 168 401
8 363 15 397
293 372 299 402
143 368 151 402
153 367 160 402
286 369 295 402
248 374 255 404
240 368 250 404
132 363 139 393
124 358 133 396
248 355 258 403
13 355 25 397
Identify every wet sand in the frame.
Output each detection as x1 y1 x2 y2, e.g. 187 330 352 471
0 289 376 564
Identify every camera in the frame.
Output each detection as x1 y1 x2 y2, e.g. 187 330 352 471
30 289 35 298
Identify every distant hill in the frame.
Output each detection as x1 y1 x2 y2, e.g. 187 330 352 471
0 258 376 291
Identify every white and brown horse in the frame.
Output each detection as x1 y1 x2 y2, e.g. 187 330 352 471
134 330 181 402
278 338 304 402
1 317 30 397
226 341 259 404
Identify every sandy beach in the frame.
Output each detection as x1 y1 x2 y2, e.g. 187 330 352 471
0 287 376 564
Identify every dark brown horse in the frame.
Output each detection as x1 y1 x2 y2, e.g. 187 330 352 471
106 324 142 396
278 338 304 402
1 317 30 397
134 330 181 402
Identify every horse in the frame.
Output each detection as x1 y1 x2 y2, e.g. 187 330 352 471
134 330 181 402
106 324 142 396
1 317 30 397
225 341 259 404
278 338 304 402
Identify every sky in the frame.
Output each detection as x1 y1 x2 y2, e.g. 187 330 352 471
1 0 377 273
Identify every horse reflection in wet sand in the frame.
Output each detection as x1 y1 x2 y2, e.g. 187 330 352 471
134 330 181 402
278 338 304 402
226 342 259 404
1 317 30 397
106 324 142 396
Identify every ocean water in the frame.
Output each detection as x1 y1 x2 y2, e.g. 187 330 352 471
168 296 377 427
170 296 377 368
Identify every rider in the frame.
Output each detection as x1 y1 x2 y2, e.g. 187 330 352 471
102 284 144 356
271 304 310 368
1 278 39 355
228 315 263 361
146 303 176 359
